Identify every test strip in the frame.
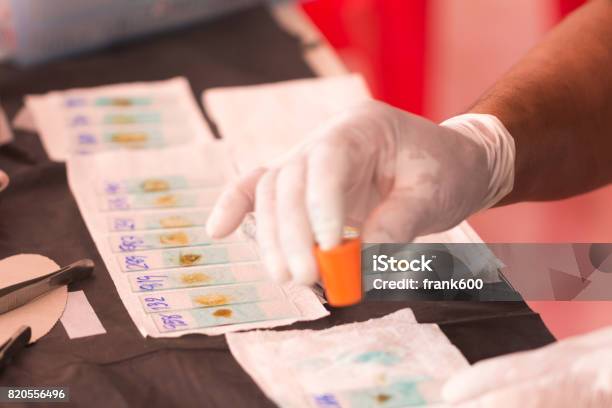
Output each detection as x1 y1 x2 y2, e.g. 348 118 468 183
98 175 221 195
107 210 210 232
95 96 155 107
63 94 180 108
117 243 259 272
310 378 441 408
71 127 195 154
139 282 284 313
66 111 163 127
108 227 243 252
151 299 299 332
69 119 194 146
127 263 267 292
98 189 221 211
64 110 186 127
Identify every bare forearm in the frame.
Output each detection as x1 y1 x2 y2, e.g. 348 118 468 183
471 0 612 203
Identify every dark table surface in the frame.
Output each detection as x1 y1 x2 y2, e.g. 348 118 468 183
0 5 555 407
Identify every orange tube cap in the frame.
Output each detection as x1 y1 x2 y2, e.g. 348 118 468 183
314 238 362 307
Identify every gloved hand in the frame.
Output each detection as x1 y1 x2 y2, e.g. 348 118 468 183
443 326 612 407
205 100 515 284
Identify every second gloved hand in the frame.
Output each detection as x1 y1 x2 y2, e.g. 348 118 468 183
205 100 515 284
442 326 612 407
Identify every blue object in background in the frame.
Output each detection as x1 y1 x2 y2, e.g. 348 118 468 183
1 0 260 65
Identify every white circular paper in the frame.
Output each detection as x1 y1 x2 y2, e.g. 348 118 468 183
0 169 8 192
0 254 67 345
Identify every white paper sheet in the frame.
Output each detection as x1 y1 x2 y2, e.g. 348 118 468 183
203 74 372 173
0 254 67 344
12 106 37 133
67 143 328 337
0 101 13 146
26 77 212 161
227 308 468 407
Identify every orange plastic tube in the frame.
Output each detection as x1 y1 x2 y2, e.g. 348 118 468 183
314 238 362 307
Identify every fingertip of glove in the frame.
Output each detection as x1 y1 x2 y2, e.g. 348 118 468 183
287 255 318 286
263 255 291 284
441 377 463 403
314 230 343 251
440 367 486 405
205 207 228 239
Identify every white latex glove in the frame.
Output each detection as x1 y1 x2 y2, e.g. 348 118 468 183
205 100 515 284
443 326 612 407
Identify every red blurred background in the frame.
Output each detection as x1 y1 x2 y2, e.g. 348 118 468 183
301 0 612 340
